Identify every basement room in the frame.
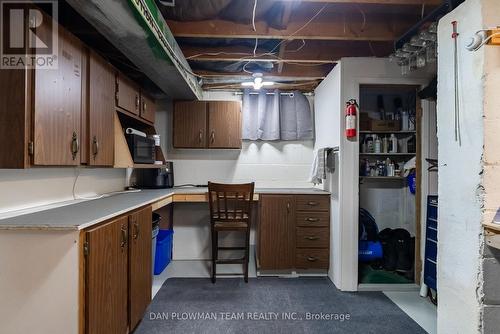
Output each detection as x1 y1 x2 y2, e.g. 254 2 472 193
0 0 499 333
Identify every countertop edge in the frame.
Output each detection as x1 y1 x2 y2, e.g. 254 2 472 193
0 188 330 231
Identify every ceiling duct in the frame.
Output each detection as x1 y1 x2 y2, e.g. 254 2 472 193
66 0 202 100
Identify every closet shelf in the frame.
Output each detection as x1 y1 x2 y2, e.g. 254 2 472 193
360 130 416 134
359 176 405 180
359 153 416 156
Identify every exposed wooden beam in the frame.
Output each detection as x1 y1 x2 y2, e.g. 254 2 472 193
180 41 393 63
273 0 440 4
188 56 336 64
167 15 410 41
194 63 334 79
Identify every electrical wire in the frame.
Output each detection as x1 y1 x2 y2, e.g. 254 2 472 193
253 38 259 56
267 4 327 55
252 0 258 32
286 39 306 53
72 168 141 200
357 5 366 32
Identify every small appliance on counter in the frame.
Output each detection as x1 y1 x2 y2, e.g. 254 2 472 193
126 130 156 164
135 162 174 189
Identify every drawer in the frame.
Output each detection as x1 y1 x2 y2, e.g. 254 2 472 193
296 211 330 227
296 195 330 212
295 248 329 269
296 227 329 248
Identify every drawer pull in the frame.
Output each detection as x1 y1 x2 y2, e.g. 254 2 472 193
308 201 318 206
306 217 320 222
305 236 320 241
306 256 318 262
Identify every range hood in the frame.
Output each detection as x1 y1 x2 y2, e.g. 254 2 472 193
66 0 202 100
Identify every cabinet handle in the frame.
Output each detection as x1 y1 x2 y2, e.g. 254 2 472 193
71 132 79 160
92 136 99 158
142 100 147 113
306 217 320 222
286 202 290 213
210 131 215 143
305 236 320 241
199 130 203 144
306 256 318 262
120 225 128 248
133 222 139 239
308 201 318 206
135 95 140 111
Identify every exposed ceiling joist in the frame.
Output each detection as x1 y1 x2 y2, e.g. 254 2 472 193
273 0 440 4
167 16 408 41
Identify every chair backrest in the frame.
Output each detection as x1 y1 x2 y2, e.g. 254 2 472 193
208 182 255 223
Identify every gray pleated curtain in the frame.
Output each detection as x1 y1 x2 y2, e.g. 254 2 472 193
242 89 313 141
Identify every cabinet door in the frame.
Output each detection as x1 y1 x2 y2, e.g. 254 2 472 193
33 27 82 165
173 101 207 148
116 74 140 115
128 206 152 330
140 94 156 124
208 101 242 148
85 217 128 334
88 51 115 166
258 195 295 270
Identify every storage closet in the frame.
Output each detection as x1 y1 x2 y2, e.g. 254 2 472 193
357 84 420 285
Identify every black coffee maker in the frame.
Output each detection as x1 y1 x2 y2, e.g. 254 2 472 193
135 162 174 189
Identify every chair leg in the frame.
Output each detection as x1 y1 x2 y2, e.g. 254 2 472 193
211 228 216 283
244 229 250 283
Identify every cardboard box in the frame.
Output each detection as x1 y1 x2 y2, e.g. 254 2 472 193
370 120 401 131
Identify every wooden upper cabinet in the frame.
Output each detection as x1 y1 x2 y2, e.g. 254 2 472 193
33 27 83 166
173 101 207 148
85 216 129 334
208 101 242 149
116 73 140 116
128 206 152 331
88 51 115 166
258 195 295 270
140 94 156 124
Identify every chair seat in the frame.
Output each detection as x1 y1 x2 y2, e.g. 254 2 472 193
214 221 248 230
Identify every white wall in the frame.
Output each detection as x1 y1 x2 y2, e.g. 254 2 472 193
315 58 434 291
314 65 343 287
436 0 499 332
0 168 126 217
155 91 315 260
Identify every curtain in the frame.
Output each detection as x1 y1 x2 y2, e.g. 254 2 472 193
242 89 313 141
242 89 280 140
280 90 314 140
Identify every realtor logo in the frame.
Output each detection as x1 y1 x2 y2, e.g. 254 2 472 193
1 0 58 69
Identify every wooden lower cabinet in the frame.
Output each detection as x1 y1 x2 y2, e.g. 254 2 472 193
258 194 330 271
85 216 129 334
84 206 152 334
258 195 295 270
128 206 152 331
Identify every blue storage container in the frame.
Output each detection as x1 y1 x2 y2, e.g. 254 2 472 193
358 241 383 262
154 229 174 275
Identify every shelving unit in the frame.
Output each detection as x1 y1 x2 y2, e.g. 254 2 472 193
357 84 421 287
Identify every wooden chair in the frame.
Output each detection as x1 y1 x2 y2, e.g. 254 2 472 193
208 182 255 283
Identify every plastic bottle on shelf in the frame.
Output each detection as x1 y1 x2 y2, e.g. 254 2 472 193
401 111 409 131
366 135 374 153
382 136 389 153
374 135 381 153
390 134 398 153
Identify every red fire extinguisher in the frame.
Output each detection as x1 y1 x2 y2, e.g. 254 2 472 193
345 99 358 138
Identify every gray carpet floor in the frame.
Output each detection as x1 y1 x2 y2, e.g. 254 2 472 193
134 277 427 334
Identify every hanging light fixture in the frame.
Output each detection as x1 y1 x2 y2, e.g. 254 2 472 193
241 73 274 90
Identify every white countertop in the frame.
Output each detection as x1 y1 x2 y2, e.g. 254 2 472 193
0 187 329 231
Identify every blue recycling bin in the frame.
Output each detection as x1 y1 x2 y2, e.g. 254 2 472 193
154 229 174 275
